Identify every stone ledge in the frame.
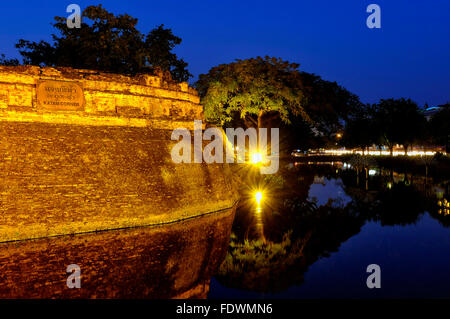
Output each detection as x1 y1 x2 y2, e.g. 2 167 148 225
0 110 204 129
0 65 202 120
0 200 238 243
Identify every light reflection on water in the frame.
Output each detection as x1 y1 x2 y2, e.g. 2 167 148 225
210 161 450 299
255 204 266 244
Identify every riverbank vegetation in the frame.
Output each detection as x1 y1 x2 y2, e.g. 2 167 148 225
196 57 448 157
216 231 311 292
293 153 450 181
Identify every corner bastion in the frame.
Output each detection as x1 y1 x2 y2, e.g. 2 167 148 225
0 65 237 242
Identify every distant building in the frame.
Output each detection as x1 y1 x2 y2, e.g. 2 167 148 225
423 103 449 120
423 103 449 153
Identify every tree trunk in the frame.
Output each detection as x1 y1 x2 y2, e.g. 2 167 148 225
365 167 369 190
389 146 393 156
404 145 408 156
257 110 271 154
257 110 264 129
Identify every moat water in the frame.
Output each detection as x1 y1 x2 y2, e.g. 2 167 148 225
209 161 450 298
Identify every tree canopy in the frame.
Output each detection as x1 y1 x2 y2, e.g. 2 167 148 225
298 72 363 139
196 56 364 153
373 98 426 154
195 56 312 128
343 98 428 154
341 104 375 152
429 104 450 151
9 5 191 82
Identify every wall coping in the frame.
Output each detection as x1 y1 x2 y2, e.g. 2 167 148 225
0 65 203 126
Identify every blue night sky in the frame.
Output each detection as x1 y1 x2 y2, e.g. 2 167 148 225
0 0 448 106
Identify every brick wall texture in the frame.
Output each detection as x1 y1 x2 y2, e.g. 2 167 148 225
0 66 237 242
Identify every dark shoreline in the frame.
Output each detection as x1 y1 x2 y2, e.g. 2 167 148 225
286 154 450 181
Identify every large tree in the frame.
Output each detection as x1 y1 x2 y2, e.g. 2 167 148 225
195 56 312 129
298 72 364 140
342 104 376 153
10 5 191 82
429 104 450 152
372 98 426 155
196 57 364 152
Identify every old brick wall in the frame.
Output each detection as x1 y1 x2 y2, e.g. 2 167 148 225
0 66 237 242
0 65 202 119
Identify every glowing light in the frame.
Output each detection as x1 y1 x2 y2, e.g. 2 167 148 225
368 169 377 176
251 152 263 164
438 199 449 212
255 191 263 205
315 149 443 157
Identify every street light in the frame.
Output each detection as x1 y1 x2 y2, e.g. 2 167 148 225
255 191 263 205
251 152 263 164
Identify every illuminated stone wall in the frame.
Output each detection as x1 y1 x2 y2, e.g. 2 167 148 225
0 66 237 242
0 65 202 121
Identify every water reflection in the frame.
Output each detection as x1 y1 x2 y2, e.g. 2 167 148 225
0 207 235 298
211 161 450 298
438 198 450 215
255 204 266 244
